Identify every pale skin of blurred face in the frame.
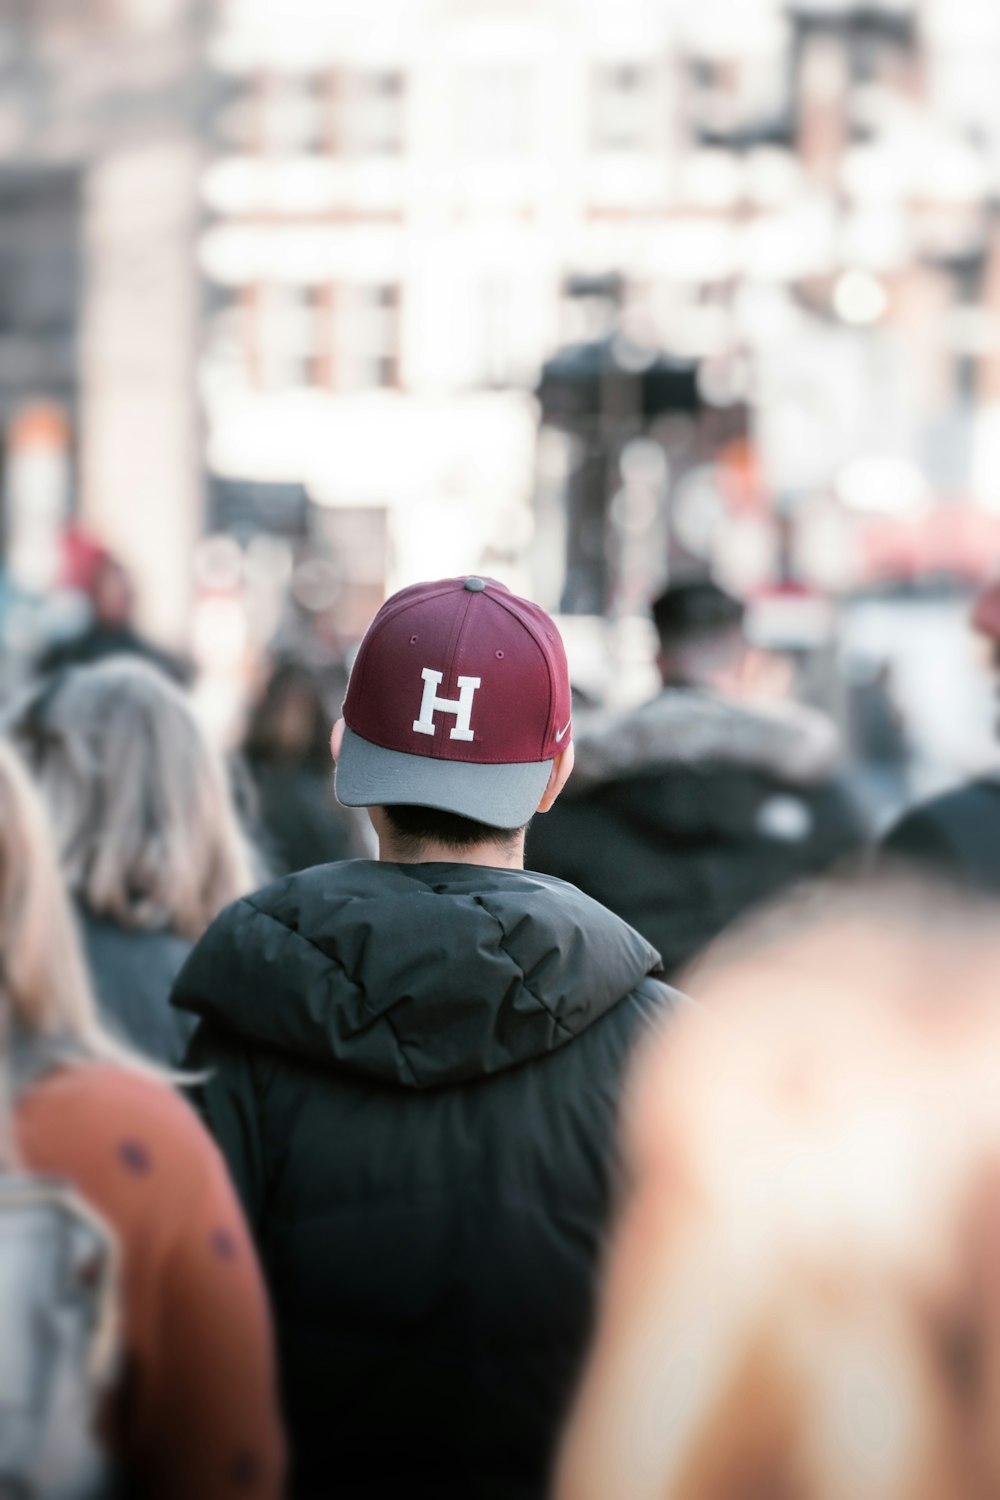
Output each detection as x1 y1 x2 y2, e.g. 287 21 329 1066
91 559 134 626
329 716 574 869
656 629 794 703
555 897 1000 1500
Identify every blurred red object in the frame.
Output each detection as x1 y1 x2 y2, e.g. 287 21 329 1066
972 577 1000 641
60 528 111 596
9 402 69 452
859 503 1000 585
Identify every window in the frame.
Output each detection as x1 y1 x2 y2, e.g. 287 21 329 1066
259 74 327 155
242 282 402 393
686 47 791 142
201 293 253 395
343 283 400 390
341 71 407 155
255 284 318 390
314 283 401 392
591 63 653 152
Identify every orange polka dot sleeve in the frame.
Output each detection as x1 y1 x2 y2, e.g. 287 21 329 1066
17 1063 286 1500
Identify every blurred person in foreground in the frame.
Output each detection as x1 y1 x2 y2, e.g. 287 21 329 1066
0 738 284 1497
882 577 1000 890
9 656 256 1066
527 578 868 980
557 880 1000 1500
171 575 680 1500
243 657 371 872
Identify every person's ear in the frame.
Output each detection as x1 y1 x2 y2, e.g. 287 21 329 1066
536 743 575 814
330 717 346 763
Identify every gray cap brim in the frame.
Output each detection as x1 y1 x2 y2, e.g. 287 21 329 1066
335 725 553 831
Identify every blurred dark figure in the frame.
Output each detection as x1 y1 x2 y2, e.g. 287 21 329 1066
243 659 371 872
845 657 911 827
9 657 256 1065
38 545 191 684
882 580 1000 891
528 580 868 979
850 660 907 765
557 880 1000 1500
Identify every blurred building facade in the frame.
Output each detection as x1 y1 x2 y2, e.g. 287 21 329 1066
0 0 211 647
199 0 1000 642
6 0 1000 666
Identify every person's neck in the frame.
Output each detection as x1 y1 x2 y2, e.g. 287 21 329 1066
376 830 525 870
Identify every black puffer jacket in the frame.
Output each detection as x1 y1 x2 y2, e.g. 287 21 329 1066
881 777 1000 893
527 688 869 980
171 860 675 1500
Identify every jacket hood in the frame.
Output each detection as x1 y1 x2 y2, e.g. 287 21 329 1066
569 687 842 794
172 860 663 1088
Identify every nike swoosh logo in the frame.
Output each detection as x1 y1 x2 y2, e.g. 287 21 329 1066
554 719 571 743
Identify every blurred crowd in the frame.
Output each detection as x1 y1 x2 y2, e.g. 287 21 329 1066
10 0 1000 1495
5 555 1000 1499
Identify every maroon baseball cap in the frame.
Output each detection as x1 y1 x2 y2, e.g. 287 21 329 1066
336 576 572 829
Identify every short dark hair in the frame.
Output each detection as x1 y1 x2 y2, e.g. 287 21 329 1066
651 579 744 649
381 804 526 858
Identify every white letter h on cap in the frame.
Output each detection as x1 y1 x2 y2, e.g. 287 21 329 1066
413 668 482 741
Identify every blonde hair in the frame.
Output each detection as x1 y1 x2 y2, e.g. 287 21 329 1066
0 739 134 1062
13 658 255 940
557 881 1000 1500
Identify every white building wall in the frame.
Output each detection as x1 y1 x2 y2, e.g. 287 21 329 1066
82 139 203 645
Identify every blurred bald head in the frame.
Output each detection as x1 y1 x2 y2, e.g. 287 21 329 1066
557 879 1000 1500
651 579 747 691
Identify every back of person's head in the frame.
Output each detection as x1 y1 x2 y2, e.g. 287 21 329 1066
0 739 111 1055
377 803 525 859
557 880 1000 1500
10 658 254 940
651 579 746 690
334 575 574 855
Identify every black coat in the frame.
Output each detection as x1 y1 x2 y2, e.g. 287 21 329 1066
171 860 675 1500
528 689 869 980
79 908 196 1067
247 761 371 874
37 624 192 684
881 778 1000 893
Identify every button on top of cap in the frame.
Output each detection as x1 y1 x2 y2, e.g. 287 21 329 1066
464 576 486 592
